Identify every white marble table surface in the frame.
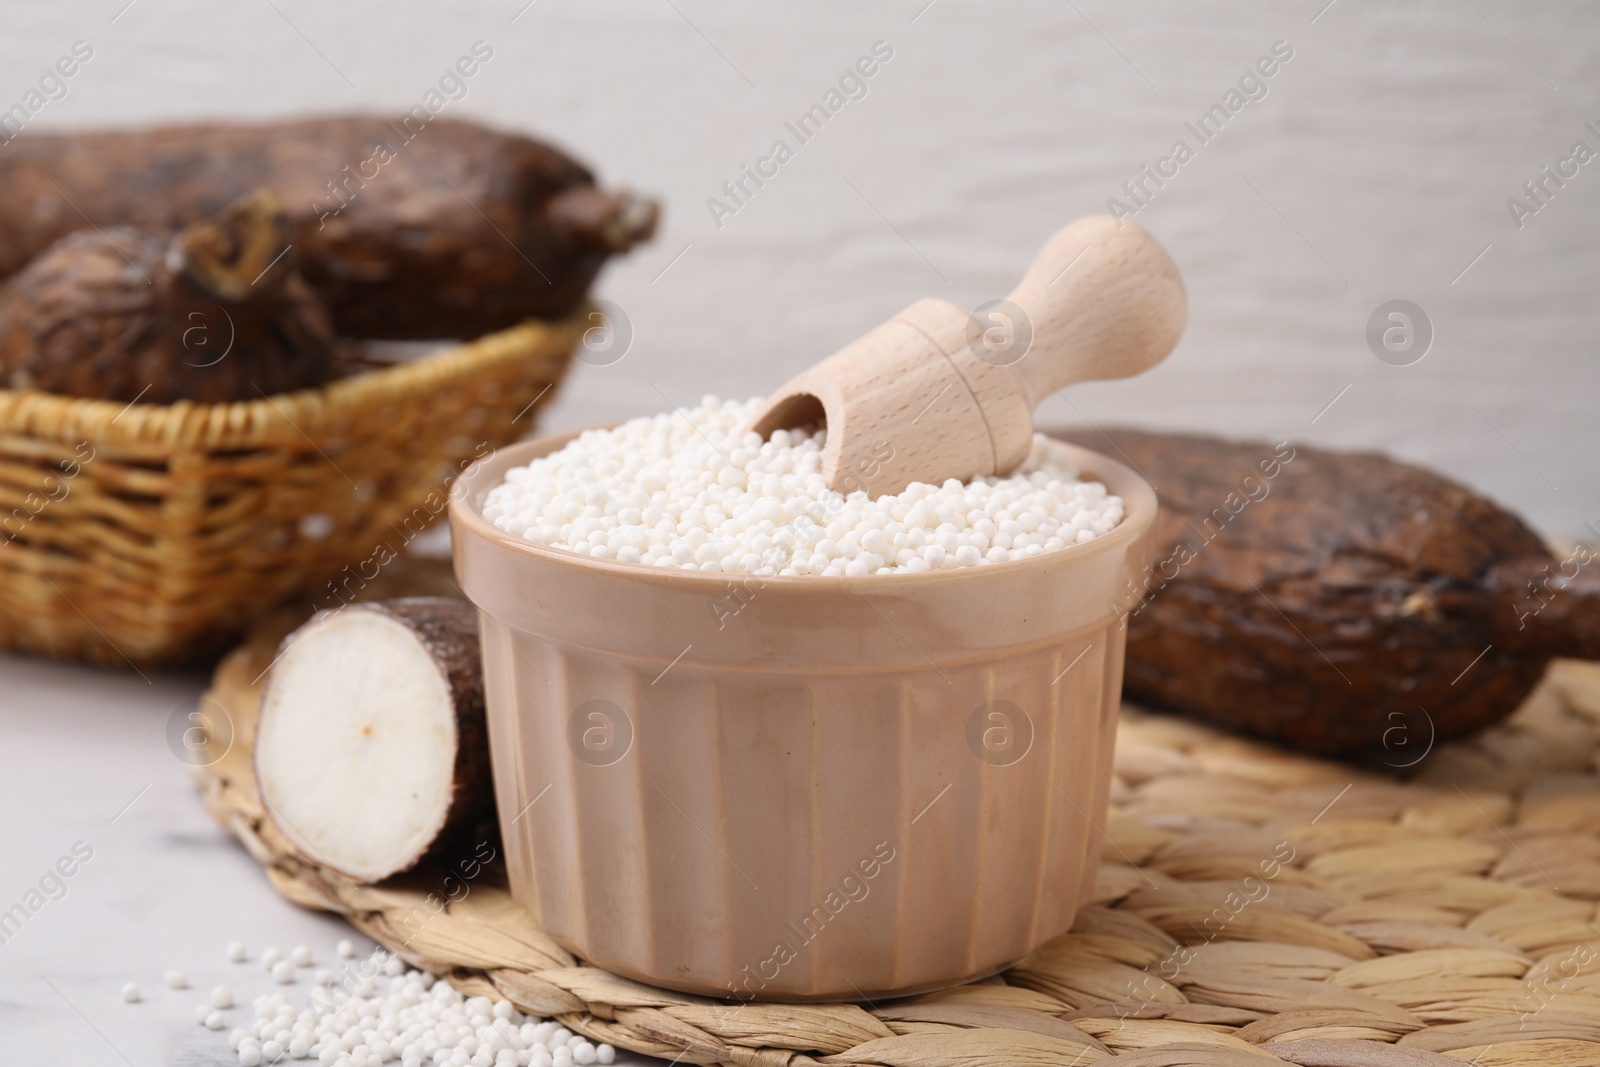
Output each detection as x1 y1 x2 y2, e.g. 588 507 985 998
0 650 658 1065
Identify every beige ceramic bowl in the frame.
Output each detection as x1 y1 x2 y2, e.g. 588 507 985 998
449 431 1155 1001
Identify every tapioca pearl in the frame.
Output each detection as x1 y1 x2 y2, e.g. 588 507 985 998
486 398 1117 575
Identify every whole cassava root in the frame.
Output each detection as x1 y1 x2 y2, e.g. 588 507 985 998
0 116 658 339
254 597 493 883
1051 427 1600 759
0 191 337 403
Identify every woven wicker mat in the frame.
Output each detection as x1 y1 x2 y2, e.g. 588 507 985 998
195 577 1600 1067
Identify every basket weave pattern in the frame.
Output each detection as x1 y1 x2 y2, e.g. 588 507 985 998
0 316 578 667
197 596 1600 1067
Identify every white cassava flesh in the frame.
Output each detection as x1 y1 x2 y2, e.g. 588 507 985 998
255 598 489 883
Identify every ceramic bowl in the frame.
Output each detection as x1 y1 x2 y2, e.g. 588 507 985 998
449 431 1155 1000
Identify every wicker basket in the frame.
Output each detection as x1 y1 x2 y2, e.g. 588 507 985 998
0 313 583 668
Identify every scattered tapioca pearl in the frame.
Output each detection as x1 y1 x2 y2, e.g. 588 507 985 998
227 940 248 963
484 396 1123 577
270 961 294 984
121 982 140 1004
312 968 334 986
335 938 355 959
164 970 187 990
210 985 234 1009
204 1010 226 1030
259 947 282 970
206 950 604 1067
290 944 313 968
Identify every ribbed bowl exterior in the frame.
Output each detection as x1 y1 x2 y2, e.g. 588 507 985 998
450 432 1155 1001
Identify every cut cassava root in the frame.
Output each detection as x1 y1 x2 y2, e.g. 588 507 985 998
1051 427 1600 758
0 191 336 403
0 116 658 339
255 598 492 883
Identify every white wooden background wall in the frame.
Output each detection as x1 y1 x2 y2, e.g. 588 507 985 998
5 0 1597 537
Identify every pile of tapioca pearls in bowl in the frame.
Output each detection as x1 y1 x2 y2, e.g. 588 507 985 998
483 396 1123 578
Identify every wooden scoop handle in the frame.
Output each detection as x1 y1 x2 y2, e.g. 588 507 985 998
932 214 1186 475
993 215 1187 408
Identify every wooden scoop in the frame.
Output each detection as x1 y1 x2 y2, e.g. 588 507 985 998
747 215 1187 496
